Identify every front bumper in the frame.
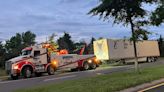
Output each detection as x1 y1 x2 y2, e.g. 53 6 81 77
6 69 20 76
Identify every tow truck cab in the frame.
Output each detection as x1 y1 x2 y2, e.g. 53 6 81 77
5 45 54 79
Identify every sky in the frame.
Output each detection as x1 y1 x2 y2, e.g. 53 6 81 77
0 0 163 43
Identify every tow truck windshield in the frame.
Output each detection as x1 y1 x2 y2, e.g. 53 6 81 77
22 50 32 56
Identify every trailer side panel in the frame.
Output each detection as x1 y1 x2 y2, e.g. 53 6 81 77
93 39 160 61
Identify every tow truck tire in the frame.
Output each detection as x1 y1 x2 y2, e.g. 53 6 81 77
47 66 55 75
83 62 89 70
22 66 32 78
11 75 19 80
90 62 97 69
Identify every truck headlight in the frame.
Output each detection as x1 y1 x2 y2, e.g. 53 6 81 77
88 60 92 63
51 60 58 67
13 65 19 69
53 61 57 65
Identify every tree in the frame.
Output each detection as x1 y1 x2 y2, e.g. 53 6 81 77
57 32 75 53
89 0 156 71
22 31 36 47
5 33 23 58
0 42 6 68
0 31 36 68
151 0 164 26
88 37 96 54
157 35 164 56
48 33 59 49
5 31 36 59
47 33 59 54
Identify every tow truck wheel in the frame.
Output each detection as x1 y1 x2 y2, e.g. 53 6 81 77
22 67 32 78
90 62 97 69
47 66 55 75
83 62 89 70
11 75 19 80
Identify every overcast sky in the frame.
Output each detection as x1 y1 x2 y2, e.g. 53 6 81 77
0 0 163 43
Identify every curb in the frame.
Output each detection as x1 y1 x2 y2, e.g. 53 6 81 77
0 76 9 81
120 78 164 92
0 76 8 78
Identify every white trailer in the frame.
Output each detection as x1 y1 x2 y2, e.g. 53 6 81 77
93 39 160 63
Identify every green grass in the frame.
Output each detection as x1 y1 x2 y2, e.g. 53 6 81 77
15 65 164 92
100 62 124 68
0 68 6 76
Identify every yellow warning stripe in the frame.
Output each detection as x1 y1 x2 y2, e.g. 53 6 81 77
138 82 164 92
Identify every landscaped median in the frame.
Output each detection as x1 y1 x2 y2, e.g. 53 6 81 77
0 68 8 81
0 68 6 76
15 65 164 92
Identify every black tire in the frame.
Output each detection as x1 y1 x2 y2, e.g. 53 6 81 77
119 59 126 65
147 57 153 63
154 57 158 62
122 59 126 65
90 62 97 69
22 67 32 78
152 57 155 62
83 62 89 70
35 72 42 77
11 75 19 80
47 66 55 75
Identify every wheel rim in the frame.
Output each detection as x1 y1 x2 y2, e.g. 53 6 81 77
50 67 54 74
26 69 31 78
84 63 89 70
92 63 96 69
148 58 152 62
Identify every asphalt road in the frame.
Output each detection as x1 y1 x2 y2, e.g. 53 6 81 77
146 85 164 92
0 58 164 92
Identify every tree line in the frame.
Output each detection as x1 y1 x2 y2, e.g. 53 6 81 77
0 31 95 68
1 31 164 69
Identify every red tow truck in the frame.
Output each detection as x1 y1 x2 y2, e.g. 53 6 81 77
5 43 100 79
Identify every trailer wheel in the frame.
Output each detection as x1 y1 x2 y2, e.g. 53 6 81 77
11 75 19 80
147 57 155 63
154 57 158 62
83 62 89 70
47 66 55 75
22 66 32 78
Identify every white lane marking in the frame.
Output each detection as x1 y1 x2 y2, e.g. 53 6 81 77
96 73 103 75
0 80 17 84
0 76 49 84
43 75 76 82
